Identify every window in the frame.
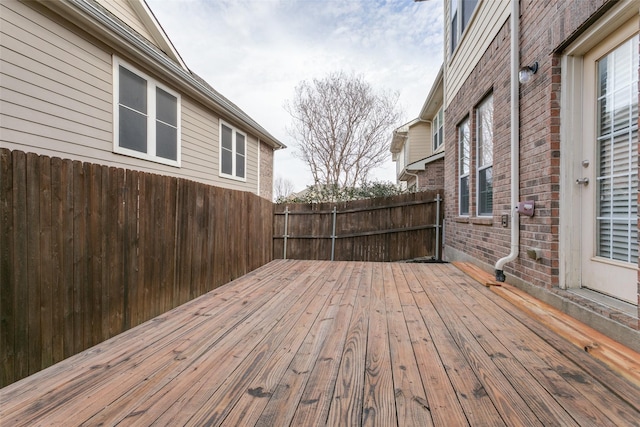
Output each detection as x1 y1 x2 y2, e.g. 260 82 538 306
476 95 493 216
433 107 444 151
458 118 470 215
220 121 246 180
113 57 180 166
450 0 479 54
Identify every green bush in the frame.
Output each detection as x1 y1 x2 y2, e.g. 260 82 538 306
276 181 413 204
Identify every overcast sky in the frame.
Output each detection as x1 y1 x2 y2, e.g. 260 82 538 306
146 0 444 192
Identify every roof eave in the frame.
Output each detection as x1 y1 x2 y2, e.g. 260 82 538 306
37 0 286 150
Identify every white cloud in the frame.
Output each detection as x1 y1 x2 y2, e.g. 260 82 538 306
147 0 444 191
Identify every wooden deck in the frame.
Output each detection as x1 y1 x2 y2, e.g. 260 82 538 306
1 260 639 426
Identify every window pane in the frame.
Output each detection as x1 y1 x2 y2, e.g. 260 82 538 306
119 66 147 113
236 133 245 156
236 153 245 178
478 166 493 215
596 35 638 263
460 175 469 215
450 11 458 53
119 105 147 153
156 122 177 160
221 148 233 175
461 0 478 31
459 119 470 174
156 87 177 126
477 95 493 167
221 124 233 150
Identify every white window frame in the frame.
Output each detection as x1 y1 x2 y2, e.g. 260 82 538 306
219 120 247 182
449 0 479 55
476 94 493 217
433 107 444 152
112 56 181 167
458 118 470 216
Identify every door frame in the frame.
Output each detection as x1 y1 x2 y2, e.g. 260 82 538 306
559 0 639 292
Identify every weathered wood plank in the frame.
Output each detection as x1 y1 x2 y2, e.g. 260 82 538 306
38 155 53 370
288 262 362 426
0 149 15 385
402 264 507 426
26 152 41 376
382 263 433 426
72 160 86 354
326 262 373 426
254 262 352 427
186 261 340 426
393 264 469 427
429 265 579 426
416 264 544 426
213 262 344 426
362 262 396 426
445 264 631 426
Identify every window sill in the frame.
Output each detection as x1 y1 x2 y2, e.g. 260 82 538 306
471 217 493 226
453 216 493 226
219 173 247 183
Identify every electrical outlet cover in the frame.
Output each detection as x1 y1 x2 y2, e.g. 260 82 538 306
517 201 535 217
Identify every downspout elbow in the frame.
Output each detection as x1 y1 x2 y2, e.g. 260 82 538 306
495 207 519 282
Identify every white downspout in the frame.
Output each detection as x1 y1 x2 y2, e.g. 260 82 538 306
495 0 520 282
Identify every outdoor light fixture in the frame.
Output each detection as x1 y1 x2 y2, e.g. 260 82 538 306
518 62 539 84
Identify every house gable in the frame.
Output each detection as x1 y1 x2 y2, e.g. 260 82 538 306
95 0 187 70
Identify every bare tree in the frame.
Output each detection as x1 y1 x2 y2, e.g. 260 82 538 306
285 72 402 188
273 175 295 201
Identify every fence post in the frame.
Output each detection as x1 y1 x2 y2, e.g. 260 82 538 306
283 207 289 260
435 193 441 260
331 206 337 261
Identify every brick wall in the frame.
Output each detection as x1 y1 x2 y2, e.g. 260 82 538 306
259 142 274 200
414 158 444 192
444 0 617 291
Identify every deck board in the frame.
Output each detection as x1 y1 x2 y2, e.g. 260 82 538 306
1 260 639 426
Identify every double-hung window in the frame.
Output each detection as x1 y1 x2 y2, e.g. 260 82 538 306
220 121 246 180
114 57 180 166
476 94 494 216
458 118 470 216
450 0 479 54
433 107 444 151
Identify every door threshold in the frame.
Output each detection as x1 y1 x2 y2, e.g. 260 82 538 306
568 288 638 318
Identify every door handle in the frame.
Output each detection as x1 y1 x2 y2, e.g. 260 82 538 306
576 177 589 185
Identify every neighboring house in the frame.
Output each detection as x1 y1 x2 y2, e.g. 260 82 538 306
390 66 444 192
434 0 639 349
0 0 284 200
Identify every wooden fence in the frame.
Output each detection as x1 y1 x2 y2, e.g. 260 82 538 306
273 190 444 262
0 149 273 387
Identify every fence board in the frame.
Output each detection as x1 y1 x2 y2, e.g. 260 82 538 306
0 149 274 387
274 191 443 262
0 149 15 385
26 153 41 376
39 155 53 370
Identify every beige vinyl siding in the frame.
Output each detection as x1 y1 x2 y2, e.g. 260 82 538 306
95 0 156 43
445 0 510 108
1 0 262 195
1 0 113 158
407 122 431 163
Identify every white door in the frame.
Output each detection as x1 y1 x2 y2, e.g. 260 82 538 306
580 28 638 304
